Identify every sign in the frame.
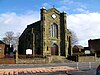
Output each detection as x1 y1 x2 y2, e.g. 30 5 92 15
85 50 90 54
26 49 32 55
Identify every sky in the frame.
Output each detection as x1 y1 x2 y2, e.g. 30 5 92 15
0 0 100 47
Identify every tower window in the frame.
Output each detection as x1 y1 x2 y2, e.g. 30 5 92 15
50 24 58 38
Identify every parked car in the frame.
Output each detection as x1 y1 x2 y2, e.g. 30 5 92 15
96 65 100 75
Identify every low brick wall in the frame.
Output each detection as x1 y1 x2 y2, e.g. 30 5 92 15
0 58 15 64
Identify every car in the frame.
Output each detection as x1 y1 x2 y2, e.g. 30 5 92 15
96 65 100 75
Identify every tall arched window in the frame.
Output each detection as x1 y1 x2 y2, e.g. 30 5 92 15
50 24 58 38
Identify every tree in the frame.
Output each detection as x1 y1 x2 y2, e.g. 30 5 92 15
70 30 78 46
3 31 14 46
2 31 20 51
13 32 20 51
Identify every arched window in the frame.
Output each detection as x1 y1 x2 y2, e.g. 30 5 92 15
50 24 58 38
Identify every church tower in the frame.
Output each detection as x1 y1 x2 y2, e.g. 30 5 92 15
40 7 72 57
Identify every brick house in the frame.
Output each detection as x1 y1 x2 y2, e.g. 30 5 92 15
0 40 5 58
0 40 15 64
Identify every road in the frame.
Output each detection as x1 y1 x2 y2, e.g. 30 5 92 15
0 62 99 75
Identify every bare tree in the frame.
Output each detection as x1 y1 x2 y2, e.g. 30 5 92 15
70 30 78 45
13 32 20 51
3 31 14 46
2 31 20 51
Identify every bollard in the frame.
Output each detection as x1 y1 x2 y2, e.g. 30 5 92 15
89 62 91 69
76 62 79 70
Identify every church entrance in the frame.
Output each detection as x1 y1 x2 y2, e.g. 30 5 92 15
51 44 58 55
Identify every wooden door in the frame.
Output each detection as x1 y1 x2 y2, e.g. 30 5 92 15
51 44 58 55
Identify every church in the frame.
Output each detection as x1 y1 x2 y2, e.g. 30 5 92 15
18 7 72 58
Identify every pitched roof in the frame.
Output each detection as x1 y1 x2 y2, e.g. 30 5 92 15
47 7 61 14
0 40 5 44
73 45 84 49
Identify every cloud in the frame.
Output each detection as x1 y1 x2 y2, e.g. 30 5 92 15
1 8 100 47
60 0 85 7
60 0 88 14
0 11 39 39
42 2 52 8
68 12 100 46
42 3 49 7
73 8 89 13
60 0 74 4
58 6 69 12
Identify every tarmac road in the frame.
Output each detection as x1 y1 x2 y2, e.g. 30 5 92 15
0 62 99 75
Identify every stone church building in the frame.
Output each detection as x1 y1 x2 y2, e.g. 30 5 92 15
18 7 72 58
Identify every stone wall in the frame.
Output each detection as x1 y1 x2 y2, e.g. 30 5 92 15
78 56 95 62
17 58 47 64
95 57 100 62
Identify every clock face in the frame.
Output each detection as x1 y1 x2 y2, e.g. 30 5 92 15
52 14 56 19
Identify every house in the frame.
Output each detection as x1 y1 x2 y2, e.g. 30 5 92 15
72 45 84 54
0 40 14 58
71 45 95 62
0 40 5 58
88 39 100 57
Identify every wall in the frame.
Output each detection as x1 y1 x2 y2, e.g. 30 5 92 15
17 58 47 64
95 57 100 62
0 58 15 64
0 44 5 58
78 56 95 62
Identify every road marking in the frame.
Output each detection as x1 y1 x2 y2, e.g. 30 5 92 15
0 66 75 74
